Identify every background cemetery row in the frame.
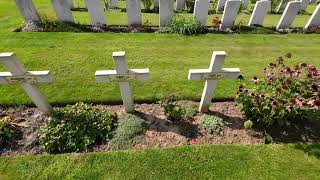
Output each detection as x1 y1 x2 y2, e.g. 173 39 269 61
16 0 320 30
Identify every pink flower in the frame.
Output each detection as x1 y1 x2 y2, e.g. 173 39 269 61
290 70 301 77
191 139 199 145
286 106 293 113
252 76 260 84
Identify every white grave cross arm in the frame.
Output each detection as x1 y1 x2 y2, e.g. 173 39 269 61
0 53 53 115
188 51 240 113
95 51 149 112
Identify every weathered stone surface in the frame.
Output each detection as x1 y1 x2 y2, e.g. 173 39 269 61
220 0 241 30
248 0 271 26
305 3 320 29
193 0 210 26
125 0 142 25
15 0 40 22
277 1 301 30
160 0 174 27
51 0 74 23
85 0 106 27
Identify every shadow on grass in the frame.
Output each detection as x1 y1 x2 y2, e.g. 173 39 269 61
294 144 320 159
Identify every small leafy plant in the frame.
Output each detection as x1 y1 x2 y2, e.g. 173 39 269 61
39 103 117 154
236 53 320 128
110 114 147 150
0 116 15 147
163 14 206 35
160 96 184 122
177 101 198 120
200 115 225 134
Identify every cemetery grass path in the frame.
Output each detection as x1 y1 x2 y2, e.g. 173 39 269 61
0 144 319 179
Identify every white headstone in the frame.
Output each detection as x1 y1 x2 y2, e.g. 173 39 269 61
188 51 240 113
276 0 287 13
95 51 149 112
0 53 53 115
51 0 74 23
220 0 241 30
305 3 320 29
300 0 309 11
125 0 142 25
248 0 271 26
160 0 174 27
277 1 301 30
217 0 227 12
176 0 186 10
85 0 106 27
110 0 119 9
154 0 159 8
241 0 249 10
15 0 40 22
193 0 210 26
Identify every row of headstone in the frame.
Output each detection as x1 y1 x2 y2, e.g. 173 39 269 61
14 0 320 29
0 51 239 114
277 0 309 13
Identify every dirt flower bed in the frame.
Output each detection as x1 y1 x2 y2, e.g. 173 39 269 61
1 101 319 156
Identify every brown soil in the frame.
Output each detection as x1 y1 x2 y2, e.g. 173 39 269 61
1 101 319 156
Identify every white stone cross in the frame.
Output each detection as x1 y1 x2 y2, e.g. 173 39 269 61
305 3 320 29
220 0 241 30
188 51 240 113
160 0 174 27
125 0 142 26
248 0 271 26
85 0 106 27
15 0 40 22
0 53 53 115
52 0 74 23
95 52 149 112
277 1 301 30
193 0 210 26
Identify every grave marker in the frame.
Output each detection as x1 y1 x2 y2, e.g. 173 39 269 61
305 3 320 29
248 0 271 26
52 0 74 23
160 0 174 27
300 0 309 11
95 51 149 112
176 0 186 10
188 51 240 113
85 0 106 27
110 0 119 9
193 0 210 26
0 53 53 115
277 1 301 30
276 0 290 13
15 0 40 22
217 0 227 12
220 0 241 30
125 0 142 25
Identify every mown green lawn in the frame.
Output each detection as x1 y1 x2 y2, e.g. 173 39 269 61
0 0 319 106
0 144 319 179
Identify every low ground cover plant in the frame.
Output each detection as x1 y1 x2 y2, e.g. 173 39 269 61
39 103 117 154
0 116 16 148
160 96 197 122
200 115 225 134
161 14 206 35
110 114 147 150
236 53 320 128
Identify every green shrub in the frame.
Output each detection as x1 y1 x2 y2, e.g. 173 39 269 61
39 103 117 154
160 96 184 122
110 114 147 150
185 0 195 11
37 15 91 32
236 53 320 128
0 116 15 147
177 101 198 120
141 0 153 10
164 14 206 35
244 120 253 129
200 115 225 134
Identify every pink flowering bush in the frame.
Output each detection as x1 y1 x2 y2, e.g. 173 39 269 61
236 53 320 127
